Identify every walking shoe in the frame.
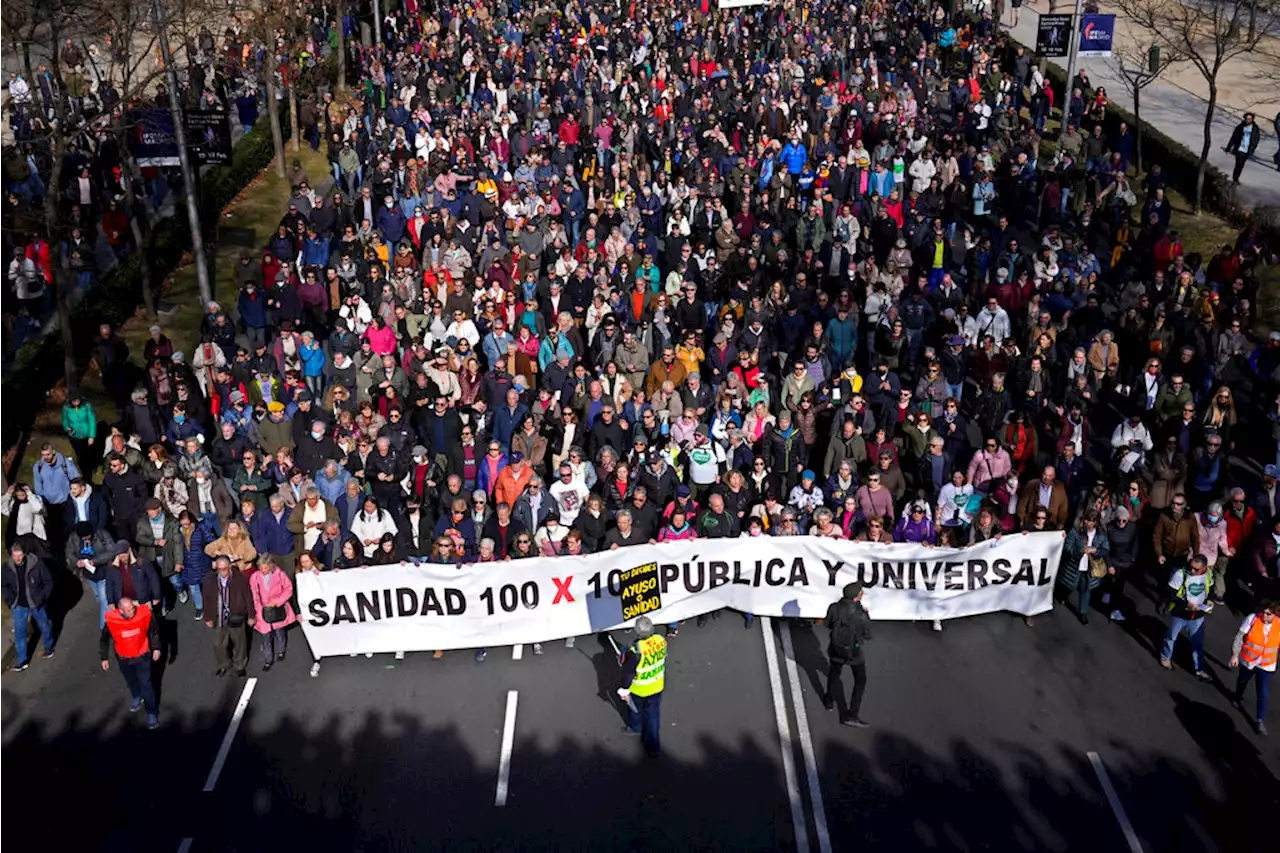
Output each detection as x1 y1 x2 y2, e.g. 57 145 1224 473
1159 658 1173 670
1077 612 1090 626
278 651 286 662
1101 593 1111 605
620 726 641 736
1194 669 1211 681
667 626 679 637
841 718 871 729
129 698 144 713
41 647 55 659
475 649 487 662
9 661 28 672
262 661 273 672
146 714 159 730
395 651 405 660
696 614 708 628
1109 610 1125 622
744 614 755 629
821 694 834 711
932 619 943 632
432 650 444 659
215 668 228 677
1257 720 1269 737
1230 696 1244 711
193 609 204 620
364 652 373 658
178 590 189 605
310 662 321 678
533 642 544 655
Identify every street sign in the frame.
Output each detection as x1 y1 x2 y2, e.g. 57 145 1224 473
129 109 180 167
1037 14 1073 58
186 110 232 166
1079 13 1116 57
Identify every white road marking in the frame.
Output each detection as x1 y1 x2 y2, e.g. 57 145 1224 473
512 643 524 661
177 839 193 853
495 690 519 807
203 678 257 792
1088 751 1145 853
780 622 832 853
762 617 810 853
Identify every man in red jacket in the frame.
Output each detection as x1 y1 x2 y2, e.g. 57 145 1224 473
101 598 162 729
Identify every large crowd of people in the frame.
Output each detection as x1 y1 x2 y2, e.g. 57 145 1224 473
3 0 1279 733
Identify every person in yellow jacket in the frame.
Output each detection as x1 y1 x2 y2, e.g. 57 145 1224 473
1229 601 1278 736
618 615 666 757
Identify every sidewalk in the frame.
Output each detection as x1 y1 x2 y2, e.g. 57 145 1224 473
1007 3 1280 209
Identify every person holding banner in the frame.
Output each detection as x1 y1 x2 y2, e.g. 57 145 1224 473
618 616 667 757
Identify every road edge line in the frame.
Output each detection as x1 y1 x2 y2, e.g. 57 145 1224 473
203 677 257 792
780 621 832 853
1088 750 1145 853
495 689 519 807
762 617 811 853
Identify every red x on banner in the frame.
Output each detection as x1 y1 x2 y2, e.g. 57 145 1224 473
552 576 575 604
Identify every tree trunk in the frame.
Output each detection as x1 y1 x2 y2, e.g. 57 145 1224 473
1134 83 1143 175
124 158 156 318
28 27 77 389
336 0 347 93
264 69 287 178
1195 81 1218 212
289 83 301 153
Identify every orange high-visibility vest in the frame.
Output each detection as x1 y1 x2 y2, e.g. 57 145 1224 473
1240 616 1279 669
105 605 153 659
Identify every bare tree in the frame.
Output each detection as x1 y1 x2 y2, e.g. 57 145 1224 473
1116 0 1280 210
335 0 347 94
1107 5 1185 175
1 0 177 385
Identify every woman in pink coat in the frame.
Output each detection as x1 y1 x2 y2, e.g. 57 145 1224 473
249 556 297 671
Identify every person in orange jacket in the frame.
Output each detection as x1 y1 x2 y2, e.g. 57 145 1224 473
101 597 162 729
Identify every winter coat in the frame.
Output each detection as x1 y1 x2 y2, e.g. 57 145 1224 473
64 529 117 580
249 566 297 633
201 569 254 626
1152 510 1199 562
1 492 47 542
287 498 340 556
185 476 236 522
134 514 184 577
204 531 258 573
105 552 162 605
1059 525 1111 592
2 554 54 609
179 522 215 588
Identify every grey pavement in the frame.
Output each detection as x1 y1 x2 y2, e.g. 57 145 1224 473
3 559 1278 852
1008 7 1280 208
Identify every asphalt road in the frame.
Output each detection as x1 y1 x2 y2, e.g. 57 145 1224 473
4 565 1278 852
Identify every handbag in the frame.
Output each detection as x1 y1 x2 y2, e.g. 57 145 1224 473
261 605 286 623
1088 556 1109 579
227 613 247 628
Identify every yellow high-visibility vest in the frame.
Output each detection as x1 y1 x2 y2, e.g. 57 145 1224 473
629 635 667 696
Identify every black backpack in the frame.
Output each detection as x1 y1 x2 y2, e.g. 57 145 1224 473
830 603 860 657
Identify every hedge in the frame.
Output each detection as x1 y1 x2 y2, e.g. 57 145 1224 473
1 107 290 448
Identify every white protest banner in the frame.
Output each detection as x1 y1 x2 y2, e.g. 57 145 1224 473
718 0 769 7
297 533 1065 657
